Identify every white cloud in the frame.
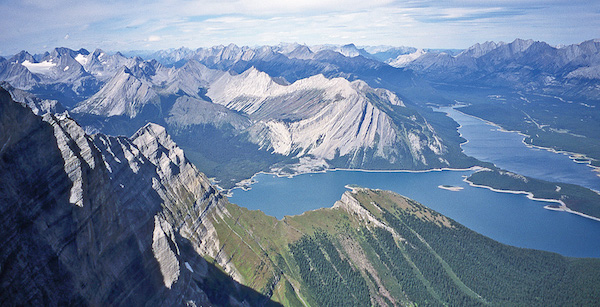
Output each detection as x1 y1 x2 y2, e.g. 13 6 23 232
0 0 598 54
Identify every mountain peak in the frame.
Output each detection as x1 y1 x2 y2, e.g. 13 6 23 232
131 122 192 180
134 122 168 140
11 50 34 63
508 38 536 52
73 64 159 118
337 43 368 58
76 48 90 55
51 47 75 57
284 44 314 59
459 41 504 58
92 48 106 57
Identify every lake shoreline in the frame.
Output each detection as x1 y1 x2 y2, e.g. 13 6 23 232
464 176 600 223
221 164 600 224
446 106 600 189
217 104 600 223
219 166 483 196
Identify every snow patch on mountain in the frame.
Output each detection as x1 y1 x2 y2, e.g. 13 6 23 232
387 49 426 67
75 53 88 66
21 60 56 74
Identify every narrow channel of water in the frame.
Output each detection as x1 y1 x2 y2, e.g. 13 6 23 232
442 107 600 192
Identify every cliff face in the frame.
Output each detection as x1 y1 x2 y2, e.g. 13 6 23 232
0 87 272 306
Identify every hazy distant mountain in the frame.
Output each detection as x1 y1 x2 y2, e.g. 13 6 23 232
401 39 600 98
387 49 426 68
148 47 196 67
360 45 418 62
146 43 406 85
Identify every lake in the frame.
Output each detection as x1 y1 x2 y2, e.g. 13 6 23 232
443 107 600 192
229 169 600 258
228 107 600 258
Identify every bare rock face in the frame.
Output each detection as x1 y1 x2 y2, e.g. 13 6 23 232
0 81 66 115
207 67 447 169
72 66 160 118
0 86 272 306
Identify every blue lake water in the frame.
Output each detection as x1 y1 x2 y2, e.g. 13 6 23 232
229 170 600 258
444 107 600 192
228 107 600 258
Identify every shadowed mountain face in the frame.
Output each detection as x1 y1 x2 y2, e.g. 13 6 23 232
0 86 280 306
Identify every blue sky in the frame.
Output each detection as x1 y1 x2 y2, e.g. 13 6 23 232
1 0 598 55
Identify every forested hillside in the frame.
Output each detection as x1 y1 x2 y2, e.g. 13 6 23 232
211 188 600 306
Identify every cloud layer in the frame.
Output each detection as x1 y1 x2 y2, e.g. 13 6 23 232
1 0 598 55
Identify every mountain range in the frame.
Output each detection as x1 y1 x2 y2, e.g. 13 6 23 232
402 39 600 97
2 32 600 307
2 39 599 189
2 86 600 306
1 46 472 187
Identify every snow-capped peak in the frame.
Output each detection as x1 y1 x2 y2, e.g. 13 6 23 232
387 49 426 67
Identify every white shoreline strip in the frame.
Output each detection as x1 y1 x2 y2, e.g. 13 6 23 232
222 165 600 223
447 106 600 184
464 178 600 222
223 166 482 194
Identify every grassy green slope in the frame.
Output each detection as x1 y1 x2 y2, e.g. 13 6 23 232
210 189 600 306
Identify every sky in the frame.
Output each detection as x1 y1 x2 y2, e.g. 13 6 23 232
1 0 599 55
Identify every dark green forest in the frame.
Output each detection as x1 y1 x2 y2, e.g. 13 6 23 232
285 191 600 306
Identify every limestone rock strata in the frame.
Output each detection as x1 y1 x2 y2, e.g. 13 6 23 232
208 68 446 168
0 86 259 306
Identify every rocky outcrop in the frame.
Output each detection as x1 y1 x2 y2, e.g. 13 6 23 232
333 190 402 240
0 81 66 115
0 86 273 306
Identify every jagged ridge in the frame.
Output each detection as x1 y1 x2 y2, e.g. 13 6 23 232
0 86 275 306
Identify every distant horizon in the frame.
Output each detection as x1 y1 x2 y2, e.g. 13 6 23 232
3 37 599 58
2 0 598 56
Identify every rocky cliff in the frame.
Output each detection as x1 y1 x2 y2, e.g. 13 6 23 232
0 86 276 306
